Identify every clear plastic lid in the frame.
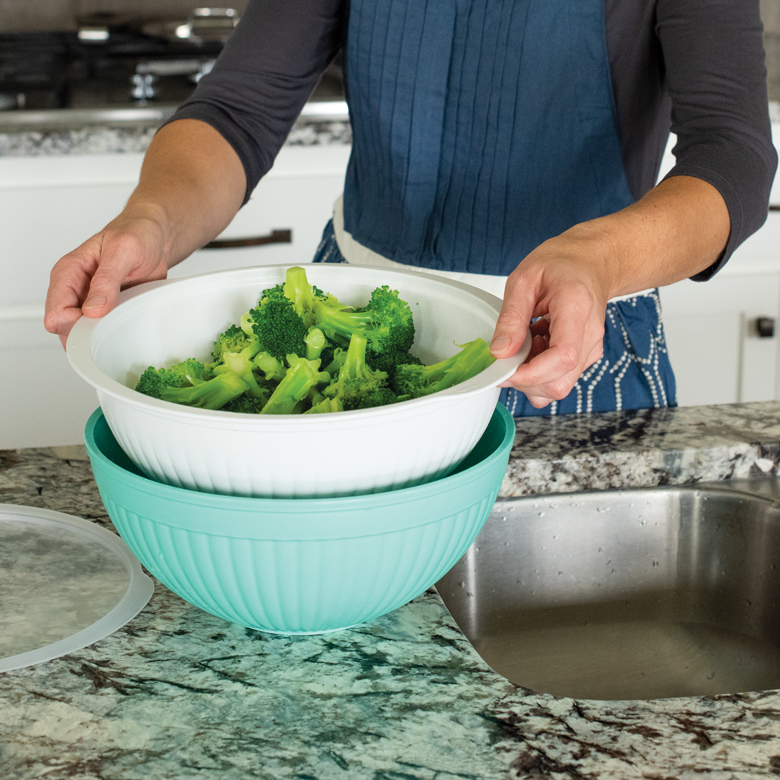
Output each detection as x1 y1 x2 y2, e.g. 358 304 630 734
0 504 154 672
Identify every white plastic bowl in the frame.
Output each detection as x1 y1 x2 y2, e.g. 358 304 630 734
67 263 530 497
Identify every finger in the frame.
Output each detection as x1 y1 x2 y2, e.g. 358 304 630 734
45 297 90 350
524 394 554 409
506 332 604 400
583 340 604 370
510 290 601 392
54 308 84 349
490 279 536 358
501 340 589 400
529 315 550 339
508 341 580 391
45 229 153 348
44 244 100 342
498 333 548 387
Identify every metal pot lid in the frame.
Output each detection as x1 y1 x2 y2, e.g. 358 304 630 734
0 504 153 673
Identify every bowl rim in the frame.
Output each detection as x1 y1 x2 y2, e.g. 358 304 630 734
85 403 516 537
67 263 532 424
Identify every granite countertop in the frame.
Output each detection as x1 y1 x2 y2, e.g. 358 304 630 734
0 105 352 158
1 101 775 160
3 402 780 779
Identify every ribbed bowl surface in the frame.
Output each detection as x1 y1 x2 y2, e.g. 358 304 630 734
85 404 515 634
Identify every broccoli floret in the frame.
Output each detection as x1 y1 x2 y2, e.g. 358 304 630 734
319 342 337 371
135 357 252 410
253 351 286 382
391 351 424 368
131 270 490 416
247 285 308 361
283 265 322 327
212 324 255 362
135 359 214 400
323 333 399 411
392 338 496 399
304 396 344 414
261 355 329 415
372 348 425 383
286 353 331 385
135 367 170 400
174 358 215 383
322 347 345 377
160 371 250 410
221 391 268 414
314 285 415 373
239 310 255 338
346 384 400 410
304 326 328 361
213 341 265 398
314 286 342 308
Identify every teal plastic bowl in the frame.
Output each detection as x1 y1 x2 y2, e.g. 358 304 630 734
84 404 515 634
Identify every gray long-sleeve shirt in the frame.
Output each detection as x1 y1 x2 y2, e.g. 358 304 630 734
168 0 778 279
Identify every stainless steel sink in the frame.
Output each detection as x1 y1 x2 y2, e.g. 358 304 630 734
436 480 780 700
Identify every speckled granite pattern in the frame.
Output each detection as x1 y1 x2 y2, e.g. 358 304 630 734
0 119 351 157
501 401 780 498
0 126 159 156
3 404 780 778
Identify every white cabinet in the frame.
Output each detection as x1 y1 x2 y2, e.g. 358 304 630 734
0 144 350 449
659 267 780 406
170 145 351 277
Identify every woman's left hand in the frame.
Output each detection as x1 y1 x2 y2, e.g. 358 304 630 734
489 226 612 408
489 175 732 409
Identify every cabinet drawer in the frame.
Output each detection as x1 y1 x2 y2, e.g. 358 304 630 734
0 144 350 303
170 154 349 277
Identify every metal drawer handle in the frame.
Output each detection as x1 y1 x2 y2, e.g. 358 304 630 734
202 229 292 249
754 317 776 338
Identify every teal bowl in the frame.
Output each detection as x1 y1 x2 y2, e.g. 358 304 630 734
84 404 515 634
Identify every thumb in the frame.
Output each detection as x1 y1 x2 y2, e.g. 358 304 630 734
490 289 534 359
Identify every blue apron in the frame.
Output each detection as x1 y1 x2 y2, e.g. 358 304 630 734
315 0 676 416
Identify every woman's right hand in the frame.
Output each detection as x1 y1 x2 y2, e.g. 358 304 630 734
44 120 248 349
44 209 171 349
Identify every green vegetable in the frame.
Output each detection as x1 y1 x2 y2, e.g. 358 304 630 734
304 326 328 361
146 369 249 410
132 266 493 415
253 351 286 383
246 284 308 361
211 324 254 362
304 396 344 414
261 355 329 415
135 359 214 399
283 265 322 327
392 338 496 399
213 340 265 398
323 333 399 411
221 392 269 414
314 284 415 374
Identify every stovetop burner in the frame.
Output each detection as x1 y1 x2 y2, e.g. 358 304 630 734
0 27 225 111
